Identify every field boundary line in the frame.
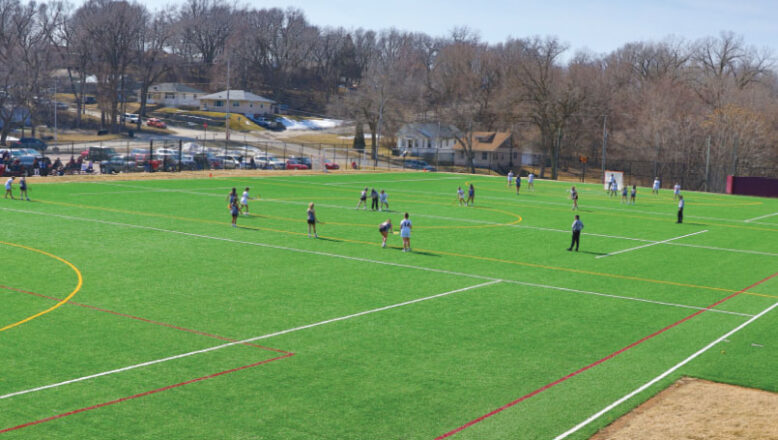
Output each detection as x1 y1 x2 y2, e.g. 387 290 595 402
0 281 500 402
0 352 295 435
595 230 708 259
554 303 778 438
2 205 762 311
744 212 778 223
434 272 778 439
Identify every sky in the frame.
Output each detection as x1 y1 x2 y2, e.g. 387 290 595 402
143 0 778 56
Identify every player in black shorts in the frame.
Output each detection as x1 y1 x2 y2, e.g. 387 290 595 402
378 219 393 248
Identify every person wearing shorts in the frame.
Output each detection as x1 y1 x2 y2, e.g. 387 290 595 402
621 185 628 203
652 177 660 195
528 173 535 191
507 170 514 187
378 219 393 248
240 187 250 215
227 187 237 207
4 177 13 199
515 175 521 195
673 183 681 200
307 202 318 238
230 201 239 227
379 190 389 211
457 187 465 206
466 184 475 206
356 188 368 210
570 186 578 210
400 213 412 252
19 177 29 201
630 185 636 205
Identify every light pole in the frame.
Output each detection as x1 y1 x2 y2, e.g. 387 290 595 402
601 114 607 183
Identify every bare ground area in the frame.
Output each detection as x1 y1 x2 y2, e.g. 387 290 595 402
590 377 778 440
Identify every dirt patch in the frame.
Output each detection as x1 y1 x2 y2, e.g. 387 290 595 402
590 377 778 440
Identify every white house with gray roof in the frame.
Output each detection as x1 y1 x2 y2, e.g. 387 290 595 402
199 90 276 116
396 123 460 160
144 83 205 108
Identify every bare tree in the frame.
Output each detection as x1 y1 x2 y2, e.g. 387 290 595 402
135 10 175 126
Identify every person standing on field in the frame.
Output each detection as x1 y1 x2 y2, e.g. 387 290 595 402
677 196 684 224
370 188 379 211
307 202 318 238
378 219 393 248
466 184 475 206
4 177 13 199
356 187 368 210
507 170 514 187
673 183 681 200
457 186 465 206
400 212 412 252
630 185 637 205
528 173 535 191
652 177 661 195
570 186 579 210
515 174 521 195
567 215 584 251
379 190 389 211
19 176 29 201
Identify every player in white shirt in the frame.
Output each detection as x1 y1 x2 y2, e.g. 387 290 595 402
356 188 368 210
400 213 412 252
673 183 681 200
240 187 251 215
528 173 535 191
457 186 465 206
4 177 14 199
507 170 514 187
379 190 389 211
608 174 617 196
652 177 660 195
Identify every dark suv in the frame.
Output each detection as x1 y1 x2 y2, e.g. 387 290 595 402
11 138 47 152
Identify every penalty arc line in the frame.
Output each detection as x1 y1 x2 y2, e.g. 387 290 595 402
554 299 778 439
433 271 777 439
596 230 708 259
0 280 501 402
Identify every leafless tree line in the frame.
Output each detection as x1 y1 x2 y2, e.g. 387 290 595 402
0 0 775 186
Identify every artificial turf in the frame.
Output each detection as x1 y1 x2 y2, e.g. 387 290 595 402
1 172 776 439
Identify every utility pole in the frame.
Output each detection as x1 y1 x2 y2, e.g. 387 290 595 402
601 114 607 183
53 79 58 145
704 136 711 191
225 56 231 142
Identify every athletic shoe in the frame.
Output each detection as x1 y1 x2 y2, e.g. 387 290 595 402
381 242 386 248
315 234 318 238
566 248 572 251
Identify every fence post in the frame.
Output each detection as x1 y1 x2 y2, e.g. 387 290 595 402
178 139 183 172
148 139 154 172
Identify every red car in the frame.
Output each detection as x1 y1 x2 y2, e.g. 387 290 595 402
285 159 309 170
146 118 167 129
323 159 340 170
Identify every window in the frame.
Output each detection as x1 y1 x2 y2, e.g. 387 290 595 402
481 152 488 160
249 104 253 108
233 101 240 107
260 104 264 108
164 93 175 99
428 141 432 148
215 100 224 107
513 152 517 158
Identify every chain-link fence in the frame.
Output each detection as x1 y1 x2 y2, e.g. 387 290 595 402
3 137 774 195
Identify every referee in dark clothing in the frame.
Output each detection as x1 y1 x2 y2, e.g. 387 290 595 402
677 196 684 223
567 215 583 251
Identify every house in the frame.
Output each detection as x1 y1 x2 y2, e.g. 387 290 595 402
144 83 205 108
454 131 517 169
199 90 276 115
395 123 459 162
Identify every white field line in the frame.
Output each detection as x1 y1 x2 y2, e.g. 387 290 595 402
0 206 754 320
0 280 501 401
596 230 708 259
322 176 464 185
88 180 778 256
744 212 778 223
553 300 778 440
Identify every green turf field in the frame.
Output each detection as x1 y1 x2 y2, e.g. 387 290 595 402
1 172 776 439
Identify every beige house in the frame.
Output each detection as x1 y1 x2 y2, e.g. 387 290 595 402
199 90 276 115
454 132 518 169
145 83 204 108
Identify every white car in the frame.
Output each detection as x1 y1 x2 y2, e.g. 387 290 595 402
121 113 140 124
255 154 284 169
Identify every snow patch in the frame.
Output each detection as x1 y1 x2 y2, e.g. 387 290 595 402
278 116 342 130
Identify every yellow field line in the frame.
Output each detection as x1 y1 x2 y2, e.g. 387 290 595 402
0 241 83 333
32 198 776 299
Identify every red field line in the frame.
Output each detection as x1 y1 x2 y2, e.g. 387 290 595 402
0 284 290 354
0 352 295 435
435 272 778 439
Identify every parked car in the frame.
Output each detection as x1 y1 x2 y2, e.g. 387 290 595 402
100 155 142 174
323 158 340 170
81 146 118 161
180 155 197 170
213 155 240 169
84 96 97 104
403 159 436 171
146 117 166 128
55 102 69 110
285 158 309 170
254 154 281 169
130 148 150 161
289 156 312 168
121 113 140 124
11 137 47 152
